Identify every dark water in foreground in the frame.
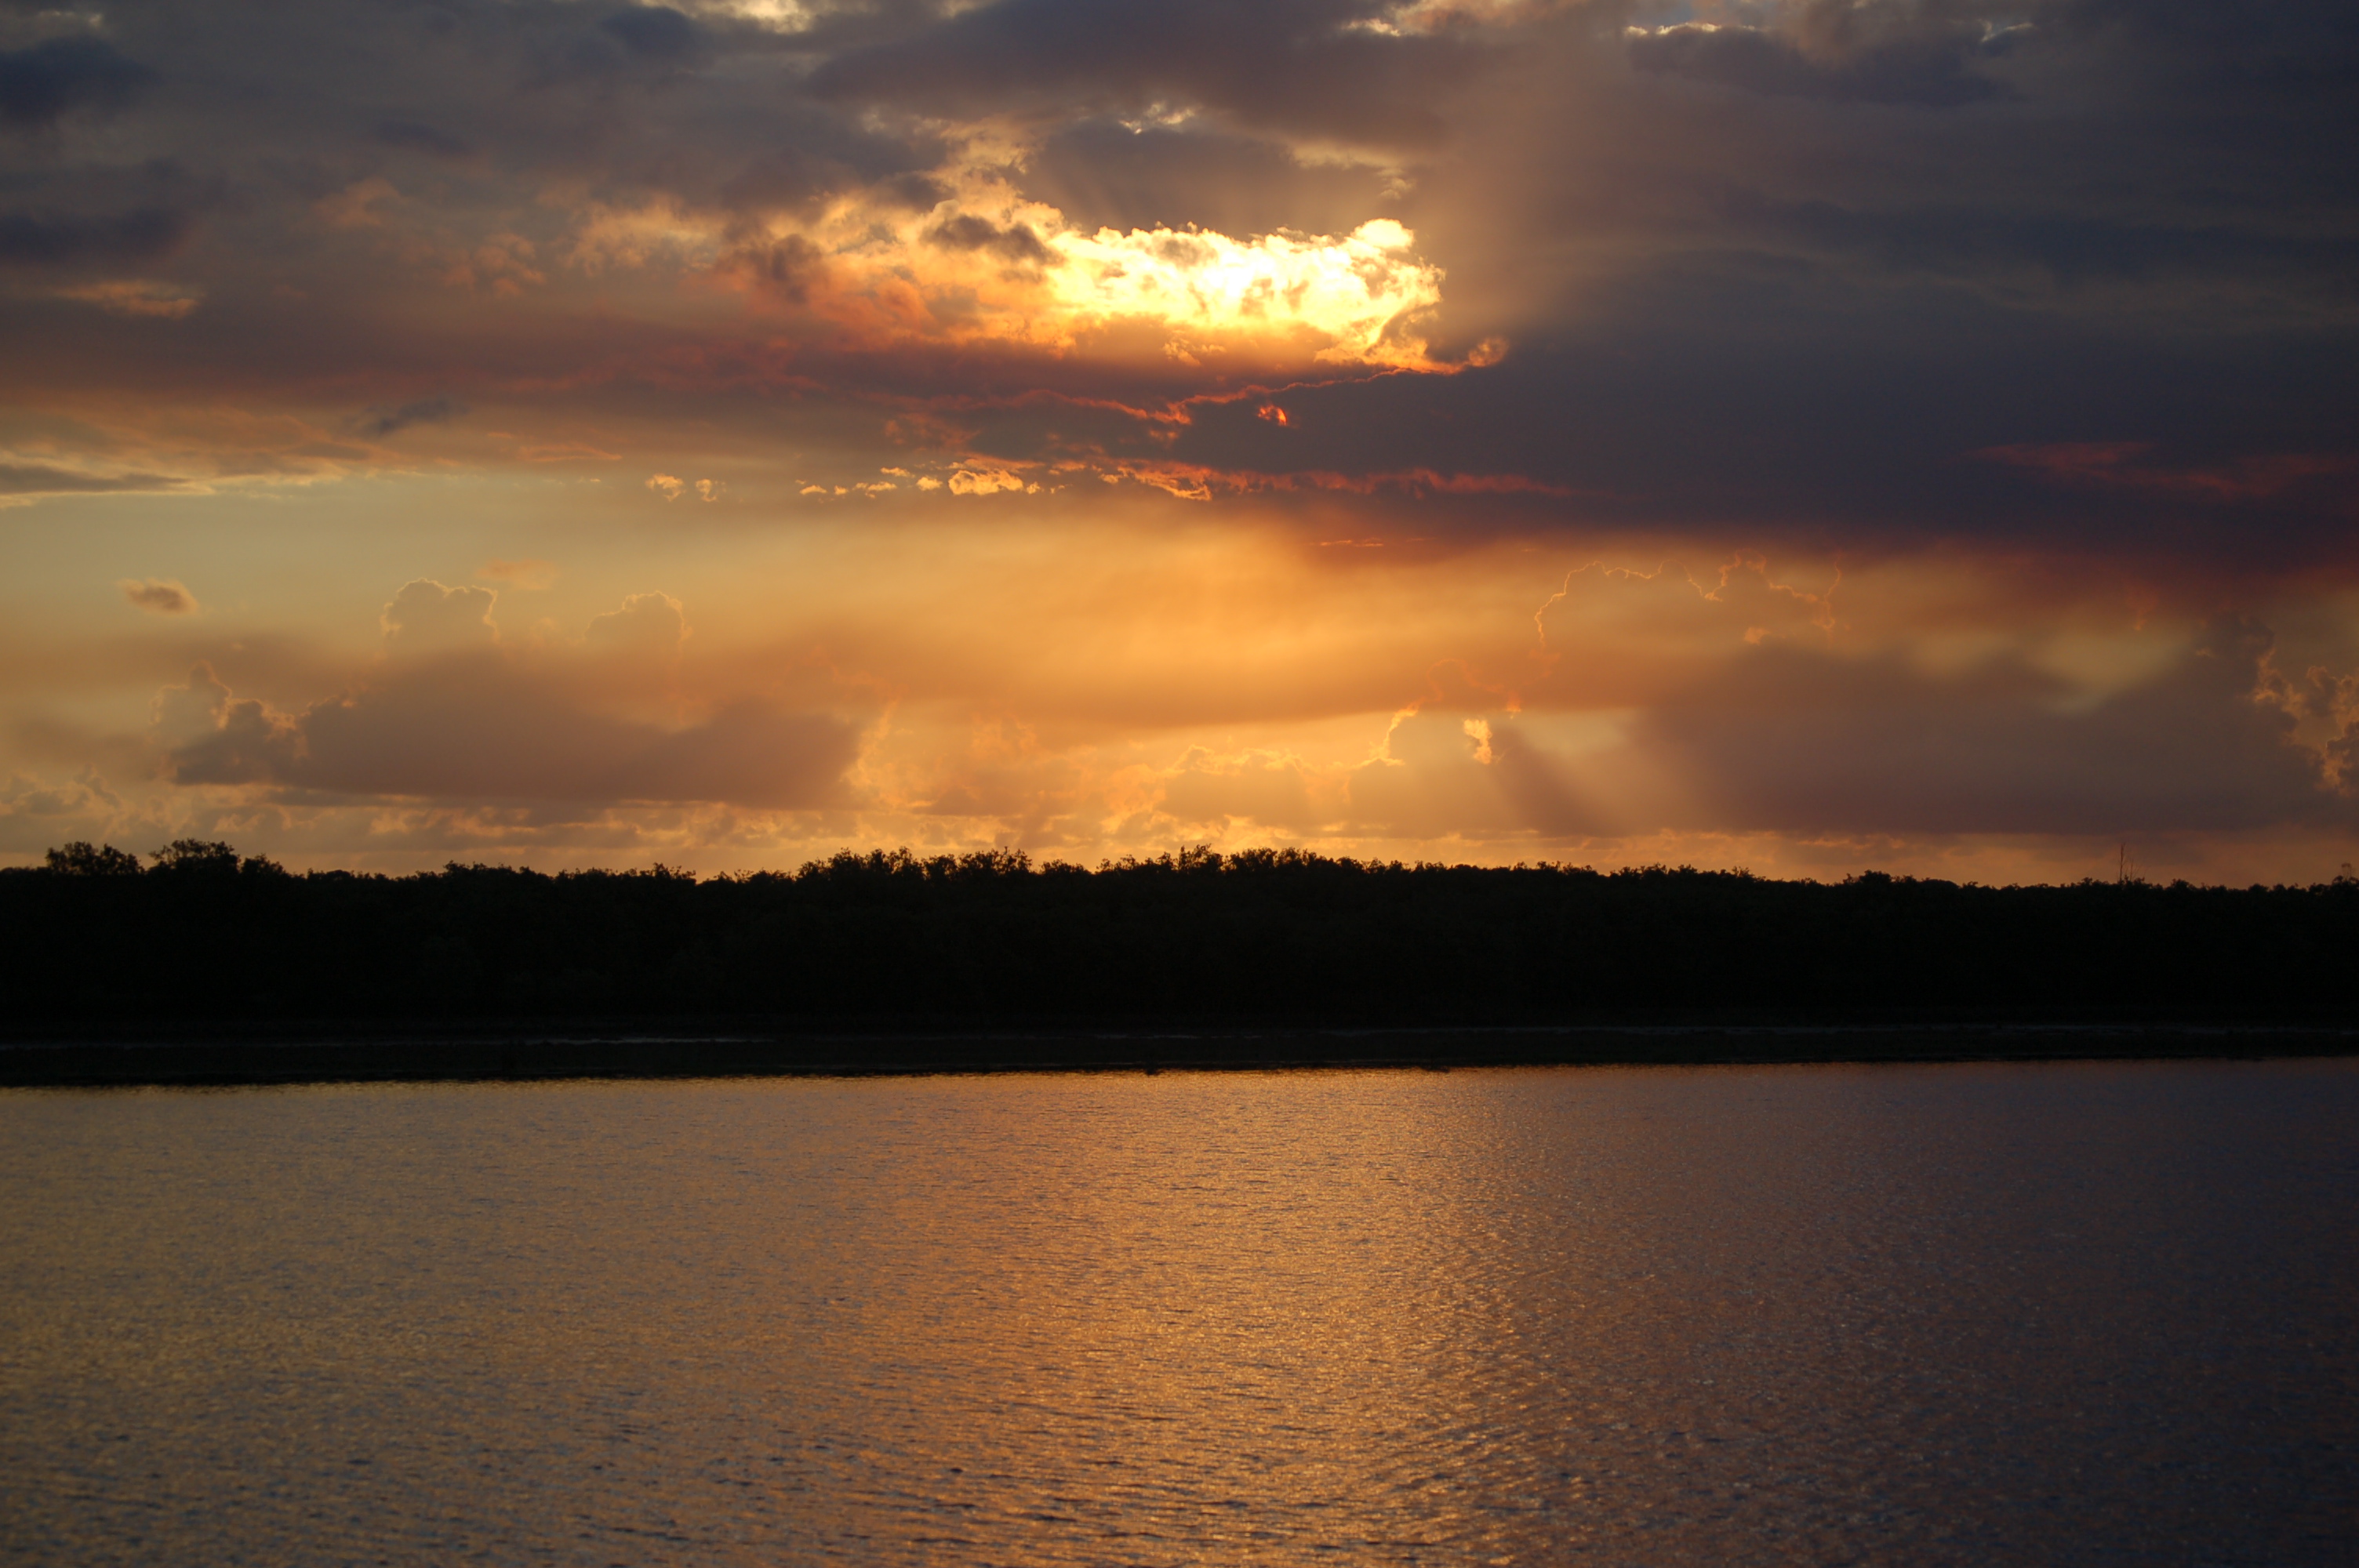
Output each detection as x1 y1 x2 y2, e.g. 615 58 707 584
3 1064 2354 1565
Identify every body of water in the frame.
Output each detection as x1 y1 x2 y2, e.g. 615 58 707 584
3 1061 2354 1564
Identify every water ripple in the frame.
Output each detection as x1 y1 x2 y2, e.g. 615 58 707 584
2 1061 2354 1564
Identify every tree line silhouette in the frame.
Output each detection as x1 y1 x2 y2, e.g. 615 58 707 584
5 840 2355 1028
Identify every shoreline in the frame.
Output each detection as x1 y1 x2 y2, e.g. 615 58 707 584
4 1022 2354 1087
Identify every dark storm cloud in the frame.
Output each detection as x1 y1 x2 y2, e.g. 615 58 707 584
600 5 700 62
520 2 729 89
0 0 900 209
1023 122 1388 237
0 205 189 267
984 295 2357 568
0 35 154 130
809 0 1488 150
0 0 2350 575
1629 23 2008 107
369 119 474 160
793 0 2346 569
1735 195 2359 296
2052 0 2359 96
274 2 936 212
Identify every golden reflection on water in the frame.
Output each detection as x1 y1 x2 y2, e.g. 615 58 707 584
2 1063 2354 1565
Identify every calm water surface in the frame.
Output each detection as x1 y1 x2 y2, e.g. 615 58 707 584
3 1062 2354 1565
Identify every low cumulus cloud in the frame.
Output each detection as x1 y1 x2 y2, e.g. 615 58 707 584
1334 622 2358 841
584 590 687 661
1628 622 2346 835
152 587 863 809
45 521 2359 871
163 661 856 808
380 578 496 653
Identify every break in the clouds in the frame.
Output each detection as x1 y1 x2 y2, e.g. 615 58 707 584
0 0 2353 877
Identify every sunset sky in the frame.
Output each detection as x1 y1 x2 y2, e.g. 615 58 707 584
2 0 2354 880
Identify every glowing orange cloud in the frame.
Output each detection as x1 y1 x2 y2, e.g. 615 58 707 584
569 158 1477 379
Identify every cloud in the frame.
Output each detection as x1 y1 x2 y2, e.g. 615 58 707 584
1347 690 1600 840
0 463 183 497
51 278 202 318
1732 195 2356 296
118 577 196 614
369 119 473 159
1976 443 2354 503
584 590 686 660
0 206 190 268
1629 621 2348 835
139 585 865 811
380 579 496 653
600 6 700 64
925 213 1058 269
0 0 2338 561
354 394 465 438
949 468 1031 496
695 178 1464 376
1021 121 1394 238
1627 23 2008 107
0 36 155 131
718 232 824 304
5 0 2359 884
29 503 2359 875
1335 620 2355 841
286 667 852 807
151 660 297 765
478 557 556 590
809 0 1488 151
1160 753 1320 829
156 654 860 809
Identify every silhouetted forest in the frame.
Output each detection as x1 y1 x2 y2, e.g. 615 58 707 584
4 839 2355 1029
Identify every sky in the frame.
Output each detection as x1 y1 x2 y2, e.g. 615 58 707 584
2 0 2354 881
